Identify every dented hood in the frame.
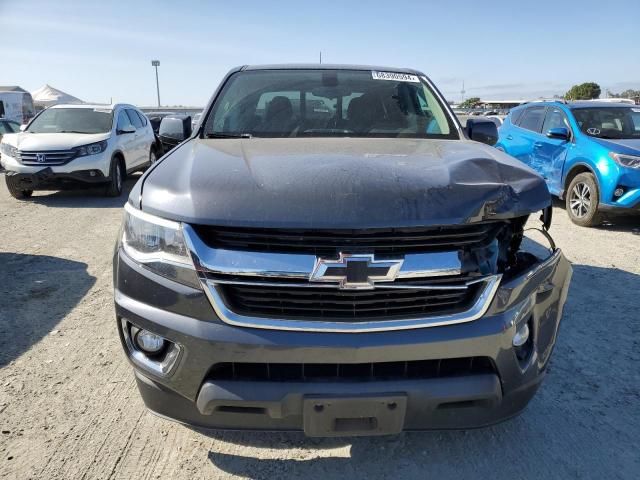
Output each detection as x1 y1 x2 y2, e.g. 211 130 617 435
138 137 550 228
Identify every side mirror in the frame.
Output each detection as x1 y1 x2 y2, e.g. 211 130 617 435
159 116 192 143
546 127 570 141
117 125 136 135
466 119 498 146
19 124 27 132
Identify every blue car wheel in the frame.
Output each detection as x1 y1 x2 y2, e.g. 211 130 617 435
566 172 602 227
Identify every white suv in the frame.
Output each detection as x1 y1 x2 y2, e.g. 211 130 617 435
0 103 158 198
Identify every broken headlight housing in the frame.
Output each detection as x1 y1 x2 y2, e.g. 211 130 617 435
121 203 200 288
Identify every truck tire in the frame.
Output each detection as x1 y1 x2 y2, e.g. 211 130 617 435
566 172 602 227
5 174 33 200
104 157 124 197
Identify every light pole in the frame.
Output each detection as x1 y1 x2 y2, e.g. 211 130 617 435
151 60 161 107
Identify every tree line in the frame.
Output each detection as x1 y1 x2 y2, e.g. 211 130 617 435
458 82 638 107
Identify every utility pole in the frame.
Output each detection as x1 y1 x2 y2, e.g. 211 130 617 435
319 51 322 64
151 60 161 107
460 81 465 103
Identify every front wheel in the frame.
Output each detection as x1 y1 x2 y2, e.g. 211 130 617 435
104 158 124 197
566 172 602 227
5 175 33 199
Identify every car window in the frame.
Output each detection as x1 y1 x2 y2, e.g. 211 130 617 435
27 107 113 134
510 108 525 125
571 106 640 139
205 69 457 139
126 109 143 129
542 108 570 134
517 106 546 132
117 110 134 131
135 110 148 127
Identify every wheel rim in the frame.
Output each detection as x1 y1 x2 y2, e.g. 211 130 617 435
116 163 122 191
569 182 591 218
150 151 156 163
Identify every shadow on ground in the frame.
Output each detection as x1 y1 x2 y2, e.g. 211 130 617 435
205 263 640 479
0 252 96 366
25 174 139 209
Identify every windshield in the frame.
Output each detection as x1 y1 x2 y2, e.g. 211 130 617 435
28 108 113 134
571 106 640 139
204 69 458 139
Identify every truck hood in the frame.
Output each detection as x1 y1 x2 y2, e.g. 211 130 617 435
3 132 111 150
139 137 550 228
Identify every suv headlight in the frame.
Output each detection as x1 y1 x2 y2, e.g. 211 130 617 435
610 152 640 169
121 203 200 288
74 140 107 157
0 143 19 159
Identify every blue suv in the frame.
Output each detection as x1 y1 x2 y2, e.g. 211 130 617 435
496 101 640 226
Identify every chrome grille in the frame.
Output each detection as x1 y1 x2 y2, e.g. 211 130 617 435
182 224 502 332
218 278 483 320
19 150 76 166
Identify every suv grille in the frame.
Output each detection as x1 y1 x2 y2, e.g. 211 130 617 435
218 278 483 321
193 223 505 255
19 150 76 166
208 357 496 382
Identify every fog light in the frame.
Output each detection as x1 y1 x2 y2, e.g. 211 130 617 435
512 323 530 347
614 188 624 197
134 329 166 354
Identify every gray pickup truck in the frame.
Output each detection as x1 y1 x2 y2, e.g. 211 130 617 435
113 65 572 437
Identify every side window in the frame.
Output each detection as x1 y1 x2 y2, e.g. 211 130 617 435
135 110 148 127
510 108 525 125
518 106 546 132
0 122 11 134
116 110 133 131
126 109 143 129
542 108 570 134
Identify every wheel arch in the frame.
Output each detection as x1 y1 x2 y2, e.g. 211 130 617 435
561 162 597 200
110 150 126 177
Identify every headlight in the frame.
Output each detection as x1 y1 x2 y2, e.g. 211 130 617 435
0 143 19 158
610 152 640 169
121 203 200 288
74 140 107 157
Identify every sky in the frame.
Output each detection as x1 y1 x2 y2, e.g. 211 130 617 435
1 0 639 107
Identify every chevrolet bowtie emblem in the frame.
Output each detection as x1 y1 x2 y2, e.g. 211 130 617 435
309 253 404 290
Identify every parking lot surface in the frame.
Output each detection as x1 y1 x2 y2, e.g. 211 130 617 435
0 174 639 480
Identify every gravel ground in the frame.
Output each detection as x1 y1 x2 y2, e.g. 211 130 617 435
0 173 639 480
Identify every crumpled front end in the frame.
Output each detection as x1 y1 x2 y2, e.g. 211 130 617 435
113 205 572 435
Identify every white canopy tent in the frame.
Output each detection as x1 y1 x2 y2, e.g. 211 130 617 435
31 85 83 108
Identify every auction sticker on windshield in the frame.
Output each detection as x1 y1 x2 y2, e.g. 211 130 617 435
372 71 420 83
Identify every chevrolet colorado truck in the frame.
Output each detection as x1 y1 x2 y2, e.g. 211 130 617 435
113 65 572 437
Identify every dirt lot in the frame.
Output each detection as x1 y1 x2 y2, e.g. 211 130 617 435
0 173 639 480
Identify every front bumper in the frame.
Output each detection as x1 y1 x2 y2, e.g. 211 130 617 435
4 168 109 190
114 248 572 435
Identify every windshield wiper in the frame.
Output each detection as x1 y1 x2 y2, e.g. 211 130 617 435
205 132 252 139
59 130 91 134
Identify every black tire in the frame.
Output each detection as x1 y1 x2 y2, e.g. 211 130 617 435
566 172 602 227
104 157 124 197
5 175 33 200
